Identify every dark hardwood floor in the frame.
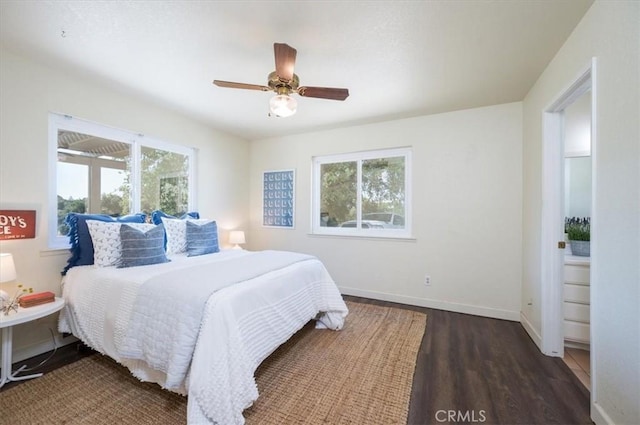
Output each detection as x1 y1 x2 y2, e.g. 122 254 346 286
1 296 592 425
345 296 592 425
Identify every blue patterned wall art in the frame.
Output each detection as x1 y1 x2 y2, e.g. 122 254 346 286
263 169 295 228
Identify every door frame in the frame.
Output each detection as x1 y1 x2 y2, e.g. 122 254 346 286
540 57 597 393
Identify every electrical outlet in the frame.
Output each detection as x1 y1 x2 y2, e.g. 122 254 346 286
424 275 431 286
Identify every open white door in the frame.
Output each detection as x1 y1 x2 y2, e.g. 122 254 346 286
540 58 597 404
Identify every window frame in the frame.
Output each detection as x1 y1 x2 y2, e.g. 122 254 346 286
48 113 197 249
311 147 412 239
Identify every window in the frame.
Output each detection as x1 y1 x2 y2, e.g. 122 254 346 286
49 113 196 248
312 147 411 238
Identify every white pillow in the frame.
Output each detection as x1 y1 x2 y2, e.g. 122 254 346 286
161 217 212 255
86 220 156 267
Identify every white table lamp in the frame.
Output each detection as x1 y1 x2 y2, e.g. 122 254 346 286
229 231 246 250
0 253 17 307
0 253 17 284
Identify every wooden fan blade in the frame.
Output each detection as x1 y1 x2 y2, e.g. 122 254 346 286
298 86 349 101
274 43 297 82
213 80 270 91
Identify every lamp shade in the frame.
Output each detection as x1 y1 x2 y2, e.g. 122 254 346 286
269 94 297 117
229 231 246 245
0 253 17 283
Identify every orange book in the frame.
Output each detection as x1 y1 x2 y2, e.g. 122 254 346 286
19 291 55 308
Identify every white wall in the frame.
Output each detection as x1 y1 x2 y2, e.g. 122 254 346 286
249 102 523 320
521 1 639 424
0 47 250 361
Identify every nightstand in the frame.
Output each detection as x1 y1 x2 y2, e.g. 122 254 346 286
0 297 65 388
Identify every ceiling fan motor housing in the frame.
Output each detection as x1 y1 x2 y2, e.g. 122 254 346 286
268 71 299 95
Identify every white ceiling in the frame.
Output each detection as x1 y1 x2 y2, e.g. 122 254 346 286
0 1 593 141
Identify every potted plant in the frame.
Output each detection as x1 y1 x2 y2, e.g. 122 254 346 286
565 217 590 257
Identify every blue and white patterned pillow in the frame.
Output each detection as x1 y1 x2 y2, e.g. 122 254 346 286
118 224 170 268
161 217 190 254
87 221 156 267
186 220 220 257
62 212 146 275
162 217 213 255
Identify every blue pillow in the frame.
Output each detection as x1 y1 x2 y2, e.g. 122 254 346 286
150 210 200 225
186 220 220 257
118 224 170 268
62 213 146 275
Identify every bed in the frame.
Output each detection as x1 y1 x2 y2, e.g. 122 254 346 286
58 248 348 424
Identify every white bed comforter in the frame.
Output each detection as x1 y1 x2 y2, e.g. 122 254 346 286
59 250 348 425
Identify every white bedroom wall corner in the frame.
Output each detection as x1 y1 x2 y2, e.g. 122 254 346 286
0 45 250 363
519 311 542 350
249 102 523 320
522 2 640 424
520 92 545 348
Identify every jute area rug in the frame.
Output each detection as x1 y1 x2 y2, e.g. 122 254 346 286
1 301 426 425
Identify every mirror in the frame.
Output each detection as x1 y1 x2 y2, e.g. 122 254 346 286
564 91 591 219
564 156 591 218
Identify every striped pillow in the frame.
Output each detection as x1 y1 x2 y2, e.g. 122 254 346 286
186 220 220 257
87 221 156 267
118 224 170 268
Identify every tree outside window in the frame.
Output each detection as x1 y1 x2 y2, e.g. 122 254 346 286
50 114 195 248
313 148 411 237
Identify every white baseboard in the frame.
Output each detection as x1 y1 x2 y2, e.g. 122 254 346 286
339 286 520 321
591 401 615 425
564 340 589 351
519 311 543 350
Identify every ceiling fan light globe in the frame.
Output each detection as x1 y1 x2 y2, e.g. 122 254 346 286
269 94 297 117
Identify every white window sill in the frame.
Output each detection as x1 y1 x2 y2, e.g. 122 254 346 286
306 233 416 242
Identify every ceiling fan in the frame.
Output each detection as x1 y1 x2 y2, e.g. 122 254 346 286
213 43 349 118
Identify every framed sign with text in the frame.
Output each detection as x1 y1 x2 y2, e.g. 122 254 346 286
0 210 37 240
262 169 295 228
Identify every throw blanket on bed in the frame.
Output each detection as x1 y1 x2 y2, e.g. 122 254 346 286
187 257 348 425
118 250 314 389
